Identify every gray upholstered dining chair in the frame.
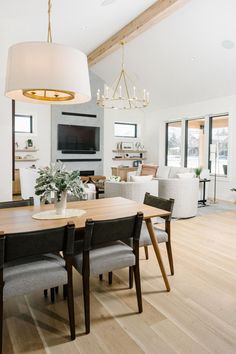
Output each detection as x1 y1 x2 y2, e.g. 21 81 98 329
0 223 76 354
72 212 143 334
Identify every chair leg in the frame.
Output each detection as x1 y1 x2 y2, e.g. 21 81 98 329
63 284 68 300
129 266 133 289
144 246 149 260
166 242 174 275
133 265 143 313
83 273 90 334
50 288 55 303
67 282 75 340
44 289 48 298
108 272 112 285
99 274 103 281
0 292 3 354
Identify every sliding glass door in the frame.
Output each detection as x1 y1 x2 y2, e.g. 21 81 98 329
185 118 205 168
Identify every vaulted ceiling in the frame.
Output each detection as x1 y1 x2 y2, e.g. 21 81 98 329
1 0 236 109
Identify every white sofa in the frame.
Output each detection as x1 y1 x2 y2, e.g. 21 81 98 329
104 180 159 203
128 165 206 218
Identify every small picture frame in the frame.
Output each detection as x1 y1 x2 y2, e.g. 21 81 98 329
122 142 133 150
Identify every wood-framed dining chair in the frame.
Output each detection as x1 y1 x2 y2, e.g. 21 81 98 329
0 222 76 353
72 212 143 334
139 193 175 275
0 197 34 208
128 193 175 289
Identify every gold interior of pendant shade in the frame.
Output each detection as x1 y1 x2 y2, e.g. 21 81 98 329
23 89 75 102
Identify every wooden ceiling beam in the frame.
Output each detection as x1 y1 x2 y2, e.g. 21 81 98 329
88 0 189 66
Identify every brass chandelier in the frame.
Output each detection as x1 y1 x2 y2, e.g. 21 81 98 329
96 42 150 110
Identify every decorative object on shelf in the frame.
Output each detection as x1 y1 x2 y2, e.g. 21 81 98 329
122 142 134 150
135 142 144 150
5 0 91 105
194 167 202 178
26 139 33 148
96 42 150 110
35 162 85 215
133 160 142 167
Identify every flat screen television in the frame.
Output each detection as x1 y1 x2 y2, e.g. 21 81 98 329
57 124 100 153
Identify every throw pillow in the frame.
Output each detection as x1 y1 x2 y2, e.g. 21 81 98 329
108 176 121 182
176 172 195 179
157 166 170 179
130 175 153 182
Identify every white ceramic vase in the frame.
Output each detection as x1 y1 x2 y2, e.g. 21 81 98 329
55 191 67 215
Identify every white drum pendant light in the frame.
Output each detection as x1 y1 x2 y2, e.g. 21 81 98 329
5 0 91 105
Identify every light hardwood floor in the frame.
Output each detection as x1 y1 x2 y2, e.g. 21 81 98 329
3 211 236 354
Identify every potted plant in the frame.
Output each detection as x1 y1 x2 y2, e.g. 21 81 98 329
194 167 202 178
26 139 33 148
35 162 85 215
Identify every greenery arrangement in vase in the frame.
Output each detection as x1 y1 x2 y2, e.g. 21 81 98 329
194 167 202 178
35 162 85 214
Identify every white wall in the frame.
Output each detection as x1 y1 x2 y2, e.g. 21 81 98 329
103 109 147 177
153 94 236 202
15 102 51 168
0 97 51 202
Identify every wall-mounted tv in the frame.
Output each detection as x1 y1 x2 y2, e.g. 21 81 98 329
57 124 100 154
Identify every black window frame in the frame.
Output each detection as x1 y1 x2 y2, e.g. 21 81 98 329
208 114 229 176
14 114 33 133
114 122 137 138
165 120 182 167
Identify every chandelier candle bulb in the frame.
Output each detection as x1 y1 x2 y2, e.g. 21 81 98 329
143 89 146 100
133 86 136 99
146 92 150 103
97 89 100 100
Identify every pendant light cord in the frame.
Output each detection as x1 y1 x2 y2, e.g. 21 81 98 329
47 0 52 43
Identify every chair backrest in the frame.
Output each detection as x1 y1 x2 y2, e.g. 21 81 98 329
83 213 143 251
140 164 158 177
144 192 174 221
0 223 75 266
0 197 34 209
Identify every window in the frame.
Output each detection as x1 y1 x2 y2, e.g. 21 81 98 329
114 122 137 138
185 118 205 168
209 115 229 176
165 121 182 166
15 114 33 133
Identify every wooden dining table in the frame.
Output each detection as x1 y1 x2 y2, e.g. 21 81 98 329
0 197 171 291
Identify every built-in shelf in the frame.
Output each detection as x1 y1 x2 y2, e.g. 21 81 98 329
15 159 39 162
112 158 146 161
112 150 146 153
15 149 38 152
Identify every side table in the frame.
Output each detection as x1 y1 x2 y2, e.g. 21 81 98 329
198 179 211 206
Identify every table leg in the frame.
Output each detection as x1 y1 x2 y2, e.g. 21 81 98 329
145 219 170 292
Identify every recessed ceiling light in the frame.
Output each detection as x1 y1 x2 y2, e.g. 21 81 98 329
101 0 116 6
79 26 88 31
222 40 235 49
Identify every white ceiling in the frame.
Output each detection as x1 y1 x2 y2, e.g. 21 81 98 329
1 0 236 109
0 0 156 53
92 0 236 109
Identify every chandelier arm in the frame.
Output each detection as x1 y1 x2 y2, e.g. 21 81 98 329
47 0 53 43
122 71 132 109
112 70 123 99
